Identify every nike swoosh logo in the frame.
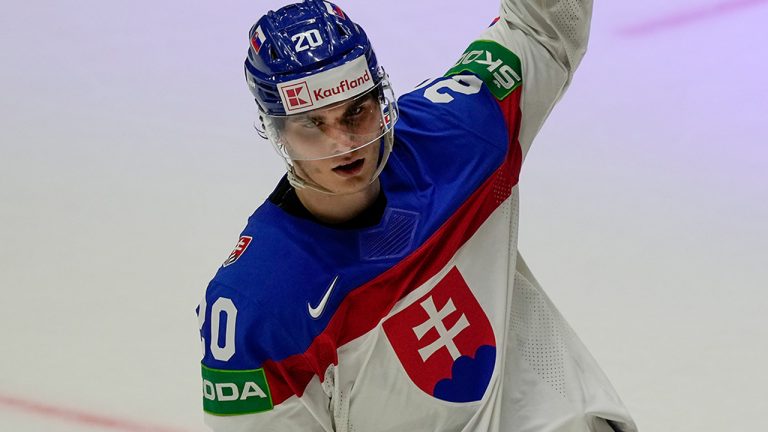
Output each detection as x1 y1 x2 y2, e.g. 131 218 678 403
308 275 339 319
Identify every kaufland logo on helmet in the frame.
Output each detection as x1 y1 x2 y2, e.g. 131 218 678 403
313 69 370 102
281 82 313 110
278 56 374 114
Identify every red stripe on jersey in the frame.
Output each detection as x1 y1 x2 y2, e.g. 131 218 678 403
495 85 523 145
263 87 524 405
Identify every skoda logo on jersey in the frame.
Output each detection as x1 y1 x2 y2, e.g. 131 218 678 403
382 267 496 403
201 365 274 415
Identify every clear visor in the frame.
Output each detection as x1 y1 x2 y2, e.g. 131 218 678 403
260 80 398 162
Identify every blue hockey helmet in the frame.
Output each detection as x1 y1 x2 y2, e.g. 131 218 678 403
245 0 383 116
245 1 399 195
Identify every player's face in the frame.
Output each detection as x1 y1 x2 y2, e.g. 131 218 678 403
282 94 384 194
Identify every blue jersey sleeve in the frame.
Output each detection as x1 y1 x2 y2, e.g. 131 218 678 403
198 282 332 431
199 282 274 371
393 75 513 197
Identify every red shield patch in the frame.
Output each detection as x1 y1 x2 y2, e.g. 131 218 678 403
383 267 496 402
223 236 252 267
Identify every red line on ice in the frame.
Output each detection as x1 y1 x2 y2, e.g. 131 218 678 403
0 393 195 432
620 0 768 36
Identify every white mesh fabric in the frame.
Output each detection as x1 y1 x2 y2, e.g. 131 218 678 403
511 269 568 397
509 255 640 432
500 0 593 76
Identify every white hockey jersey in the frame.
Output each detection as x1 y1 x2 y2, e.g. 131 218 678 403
197 0 638 430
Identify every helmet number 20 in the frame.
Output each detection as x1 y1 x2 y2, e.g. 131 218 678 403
292 30 324 52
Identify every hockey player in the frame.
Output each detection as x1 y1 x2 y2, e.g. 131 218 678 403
197 0 638 431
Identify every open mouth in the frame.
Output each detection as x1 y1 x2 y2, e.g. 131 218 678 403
333 158 365 175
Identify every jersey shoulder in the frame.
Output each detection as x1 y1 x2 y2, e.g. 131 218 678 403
397 74 509 149
200 203 325 364
201 200 397 366
390 74 515 208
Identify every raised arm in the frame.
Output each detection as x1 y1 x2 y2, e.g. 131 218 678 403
445 0 594 156
500 0 593 79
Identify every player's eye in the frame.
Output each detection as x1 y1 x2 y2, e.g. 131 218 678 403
298 117 323 129
348 105 365 117
341 102 371 127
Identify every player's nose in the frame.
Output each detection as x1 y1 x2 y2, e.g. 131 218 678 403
327 128 362 153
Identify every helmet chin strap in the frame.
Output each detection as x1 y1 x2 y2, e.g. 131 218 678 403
285 132 394 196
